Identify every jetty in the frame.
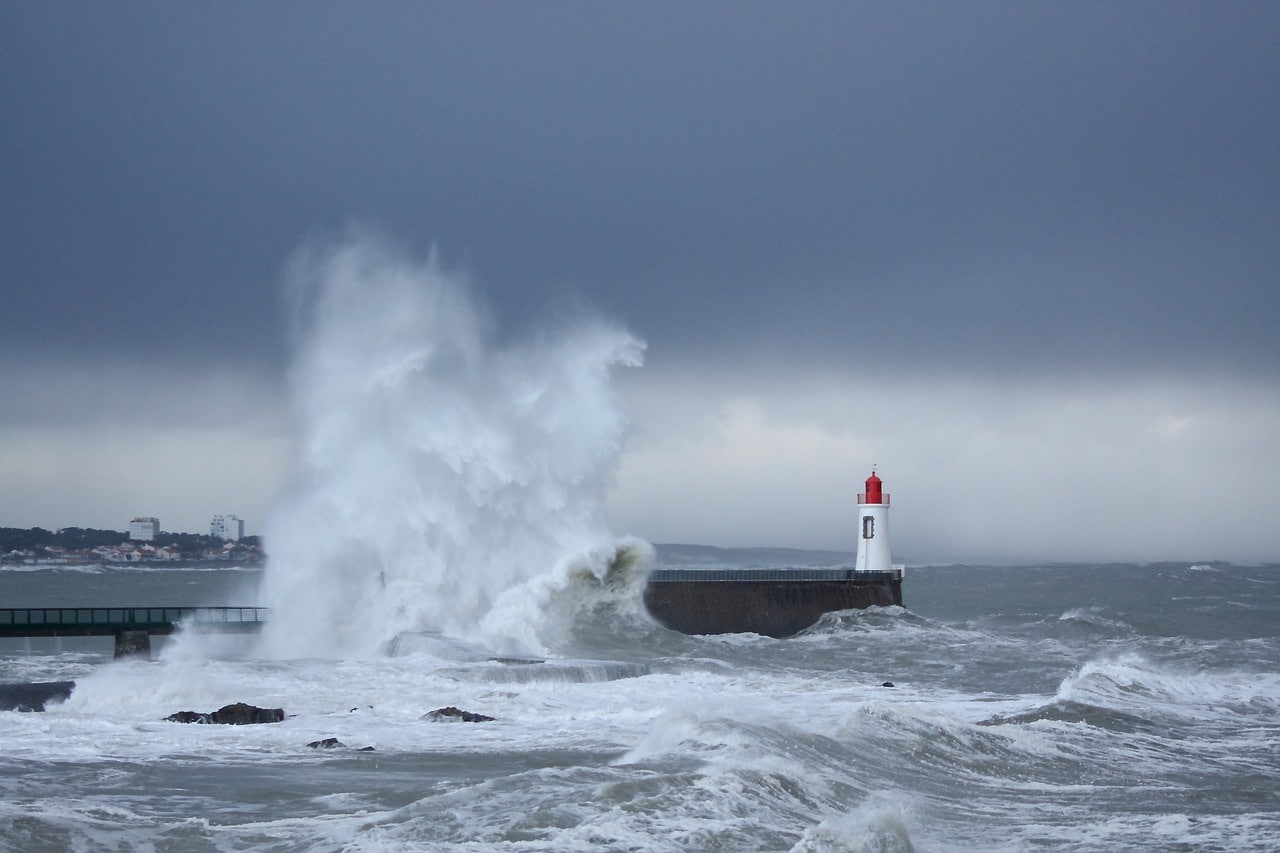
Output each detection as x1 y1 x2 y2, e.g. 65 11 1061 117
643 568 902 637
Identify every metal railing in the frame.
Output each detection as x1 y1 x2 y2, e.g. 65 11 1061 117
0 607 268 636
647 569 903 583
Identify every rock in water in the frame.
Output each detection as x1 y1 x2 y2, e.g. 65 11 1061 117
211 703 284 725
307 737 344 749
0 681 75 712
423 706 495 722
166 711 210 724
166 703 284 725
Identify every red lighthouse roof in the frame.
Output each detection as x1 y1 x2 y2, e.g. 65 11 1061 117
863 471 883 504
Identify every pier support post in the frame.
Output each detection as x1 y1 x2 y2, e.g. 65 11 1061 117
114 630 151 661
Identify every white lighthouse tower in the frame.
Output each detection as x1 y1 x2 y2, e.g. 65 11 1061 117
854 470 894 573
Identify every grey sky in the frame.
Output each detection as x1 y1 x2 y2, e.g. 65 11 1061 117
2 2 1277 560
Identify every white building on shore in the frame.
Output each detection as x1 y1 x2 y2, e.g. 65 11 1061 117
211 514 244 542
128 517 159 541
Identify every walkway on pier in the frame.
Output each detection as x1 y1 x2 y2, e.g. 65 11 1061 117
0 607 267 659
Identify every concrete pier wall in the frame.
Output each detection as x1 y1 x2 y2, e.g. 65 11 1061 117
643 571 902 637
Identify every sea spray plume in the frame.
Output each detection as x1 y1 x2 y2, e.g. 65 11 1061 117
258 234 645 657
479 535 657 655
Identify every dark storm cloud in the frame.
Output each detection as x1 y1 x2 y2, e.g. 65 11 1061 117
2 1 1277 376
3 2 1278 557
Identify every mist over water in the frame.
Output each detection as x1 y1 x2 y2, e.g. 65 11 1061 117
256 234 645 657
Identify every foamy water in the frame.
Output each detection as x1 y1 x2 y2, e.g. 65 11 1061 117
1 561 1277 851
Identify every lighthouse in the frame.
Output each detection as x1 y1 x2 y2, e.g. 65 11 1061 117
854 470 894 573
642 467 905 636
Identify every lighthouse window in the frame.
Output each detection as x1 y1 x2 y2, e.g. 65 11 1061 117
862 516 875 539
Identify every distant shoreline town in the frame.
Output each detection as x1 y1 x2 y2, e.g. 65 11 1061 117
1 515 264 567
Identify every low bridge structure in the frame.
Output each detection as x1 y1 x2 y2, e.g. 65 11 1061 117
0 607 267 659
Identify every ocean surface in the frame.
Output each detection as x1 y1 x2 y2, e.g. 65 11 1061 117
1 556 1277 851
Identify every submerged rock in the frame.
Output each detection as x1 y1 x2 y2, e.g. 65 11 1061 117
306 737 376 751
423 706 495 723
166 702 285 725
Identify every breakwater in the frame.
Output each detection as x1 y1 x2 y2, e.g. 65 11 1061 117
643 568 903 637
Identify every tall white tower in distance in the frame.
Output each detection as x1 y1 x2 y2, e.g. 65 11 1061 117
854 470 894 573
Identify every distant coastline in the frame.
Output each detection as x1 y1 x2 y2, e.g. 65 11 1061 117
653 543 852 568
1 556 265 569
2 531 849 571
1 526 263 567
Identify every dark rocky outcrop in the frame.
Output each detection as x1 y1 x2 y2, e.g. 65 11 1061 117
307 737 375 751
166 702 284 725
0 681 75 712
423 706 495 722
166 711 208 724
211 702 284 724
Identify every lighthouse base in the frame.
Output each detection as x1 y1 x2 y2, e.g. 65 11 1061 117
643 569 903 638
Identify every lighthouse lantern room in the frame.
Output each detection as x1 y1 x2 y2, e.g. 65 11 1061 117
854 470 895 573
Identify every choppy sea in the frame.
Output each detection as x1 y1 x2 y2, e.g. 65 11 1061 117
1 556 1277 851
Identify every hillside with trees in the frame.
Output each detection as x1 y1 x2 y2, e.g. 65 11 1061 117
1 527 263 566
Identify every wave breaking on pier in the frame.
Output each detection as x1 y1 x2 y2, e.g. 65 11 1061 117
254 232 644 657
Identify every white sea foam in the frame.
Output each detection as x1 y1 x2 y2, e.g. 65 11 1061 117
5 557 1279 850
789 798 917 853
241 233 644 659
1055 651 1280 720
5 602 1279 851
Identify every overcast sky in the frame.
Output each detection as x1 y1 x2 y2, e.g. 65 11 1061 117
2 2 1277 562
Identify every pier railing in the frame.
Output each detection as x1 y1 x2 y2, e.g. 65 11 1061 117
0 607 267 637
647 568 903 582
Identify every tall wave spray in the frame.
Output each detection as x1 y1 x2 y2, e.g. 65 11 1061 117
258 234 645 658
